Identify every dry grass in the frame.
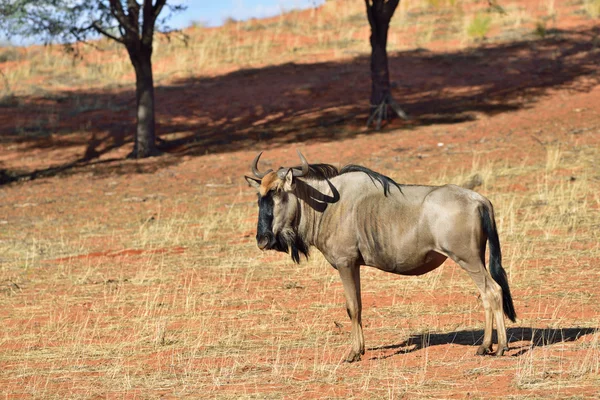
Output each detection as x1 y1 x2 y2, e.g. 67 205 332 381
585 0 600 18
1 139 599 397
1 0 600 397
0 0 593 97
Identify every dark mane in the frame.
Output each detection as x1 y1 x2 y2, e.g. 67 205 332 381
290 163 340 180
340 165 401 196
292 163 401 196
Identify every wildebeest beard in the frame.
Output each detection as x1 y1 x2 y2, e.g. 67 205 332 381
273 228 309 264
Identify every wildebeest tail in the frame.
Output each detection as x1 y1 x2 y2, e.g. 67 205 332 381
480 205 517 322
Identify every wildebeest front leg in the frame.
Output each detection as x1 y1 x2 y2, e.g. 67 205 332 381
337 262 364 362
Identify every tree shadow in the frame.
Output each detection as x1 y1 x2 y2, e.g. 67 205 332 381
369 326 598 360
1 26 598 184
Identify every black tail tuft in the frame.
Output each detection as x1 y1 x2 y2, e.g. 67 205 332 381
480 206 517 322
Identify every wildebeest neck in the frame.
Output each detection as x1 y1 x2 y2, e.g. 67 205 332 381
292 178 341 252
294 178 340 213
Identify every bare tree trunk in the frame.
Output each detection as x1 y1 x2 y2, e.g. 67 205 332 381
111 0 165 159
128 46 160 158
365 0 407 129
368 4 390 106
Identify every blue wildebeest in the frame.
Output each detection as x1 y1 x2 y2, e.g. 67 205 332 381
245 151 516 362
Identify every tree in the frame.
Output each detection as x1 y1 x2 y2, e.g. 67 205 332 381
0 1 185 158
364 0 407 129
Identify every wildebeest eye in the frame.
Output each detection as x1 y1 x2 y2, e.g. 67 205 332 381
257 190 275 204
271 190 286 202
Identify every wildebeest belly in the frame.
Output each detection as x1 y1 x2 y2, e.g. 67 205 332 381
392 251 447 275
362 249 447 276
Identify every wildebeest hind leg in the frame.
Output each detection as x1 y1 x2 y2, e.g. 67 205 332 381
337 262 364 362
453 257 496 356
463 256 509 356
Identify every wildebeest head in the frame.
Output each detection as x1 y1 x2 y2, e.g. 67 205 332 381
244 151 310 262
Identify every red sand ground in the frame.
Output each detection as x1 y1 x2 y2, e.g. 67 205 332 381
1 2 599 399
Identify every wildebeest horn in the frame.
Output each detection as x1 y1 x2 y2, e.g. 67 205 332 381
292 150 309 177
251 151 273 179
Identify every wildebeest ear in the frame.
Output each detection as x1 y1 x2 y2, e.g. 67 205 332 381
283 169 294 191
244 176 261 190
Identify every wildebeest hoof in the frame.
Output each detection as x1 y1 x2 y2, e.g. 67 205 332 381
475 345 492 356
345 352 362 363
495 346 509 357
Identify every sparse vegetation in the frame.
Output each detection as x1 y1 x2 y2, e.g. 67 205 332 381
0 46 21 63
535 19 548 38
1 0 599 397
466 12 493 41
0 0 593 98
585 0 600 18
1 139 599 397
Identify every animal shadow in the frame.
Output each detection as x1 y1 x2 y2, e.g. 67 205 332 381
369 326 598 360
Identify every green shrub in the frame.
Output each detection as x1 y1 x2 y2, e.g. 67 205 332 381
467 13 492 40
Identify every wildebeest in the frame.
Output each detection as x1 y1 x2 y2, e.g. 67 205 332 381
245 151 516 362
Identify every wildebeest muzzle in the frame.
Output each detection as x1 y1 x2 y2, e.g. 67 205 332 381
256 194 276 250
256 231 276 250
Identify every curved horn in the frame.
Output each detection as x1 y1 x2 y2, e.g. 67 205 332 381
251 151 273 179
292 150 309 177
276 168 290 179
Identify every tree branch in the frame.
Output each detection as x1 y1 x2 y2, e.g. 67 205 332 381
126 0 140 36
384 0 400 18
364 0 374 29
141 0 156 47
108 0 136 35
91 21 125 44
370 0 399 21
153 0 167 19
